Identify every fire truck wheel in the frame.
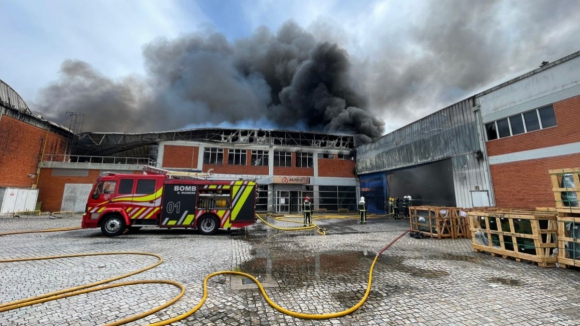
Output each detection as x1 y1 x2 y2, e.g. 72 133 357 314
198 215 219 235
101 214 126 236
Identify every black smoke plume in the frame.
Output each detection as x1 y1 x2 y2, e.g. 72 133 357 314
37 22 384 144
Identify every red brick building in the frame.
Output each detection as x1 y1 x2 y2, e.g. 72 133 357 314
478 51 580 209
0 79 72 213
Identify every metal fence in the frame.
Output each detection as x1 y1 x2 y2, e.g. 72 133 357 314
42 154 156 166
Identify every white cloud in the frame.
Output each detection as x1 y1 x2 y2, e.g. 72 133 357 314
0 0 208 102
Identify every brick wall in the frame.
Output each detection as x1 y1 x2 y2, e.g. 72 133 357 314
162 145 199 168
487 95 580 156
37 169 143 212
490 153 580 209
37 169 101 212
318 157 355 177
0 115 68 187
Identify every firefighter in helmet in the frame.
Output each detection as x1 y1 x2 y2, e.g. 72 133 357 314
303 196 312 226
358 196 367 224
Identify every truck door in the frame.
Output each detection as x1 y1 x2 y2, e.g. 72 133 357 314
128 176 162 222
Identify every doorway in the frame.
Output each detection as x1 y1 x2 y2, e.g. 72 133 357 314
276 191 290 213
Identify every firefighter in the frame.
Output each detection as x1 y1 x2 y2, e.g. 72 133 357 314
358 196 367 224
303 196 312 226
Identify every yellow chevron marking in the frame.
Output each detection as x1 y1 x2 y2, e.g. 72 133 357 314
167 220 177 226
184 214 195 225
223 185 230 189
131 207 146 219
217 210 226 218
126 207 133 212
98 207 106 213
232 181 244 198
232 185 254 220
209 185 217 189
143 207 159 219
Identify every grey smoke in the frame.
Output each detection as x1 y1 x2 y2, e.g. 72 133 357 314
358 0 580 123
37 22 384 144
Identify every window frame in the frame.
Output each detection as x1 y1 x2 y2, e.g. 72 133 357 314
485 105 557 141
204 147 224 165
296 152 313 168
274 151 292 167
228 149 247 166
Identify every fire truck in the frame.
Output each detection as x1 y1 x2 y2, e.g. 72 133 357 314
81 167 258 236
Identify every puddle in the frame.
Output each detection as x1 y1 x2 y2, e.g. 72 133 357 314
382 256 450 279
488 277 522 286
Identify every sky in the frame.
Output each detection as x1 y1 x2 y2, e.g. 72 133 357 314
1 0 579 139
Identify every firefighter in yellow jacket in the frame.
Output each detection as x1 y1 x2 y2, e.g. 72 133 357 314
303 196 312 226
359 196 367 224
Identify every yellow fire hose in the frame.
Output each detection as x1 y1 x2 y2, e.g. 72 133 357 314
1 219 408 325
0 226 82 236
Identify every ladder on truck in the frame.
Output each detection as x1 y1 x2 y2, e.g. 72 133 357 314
143 166 260 181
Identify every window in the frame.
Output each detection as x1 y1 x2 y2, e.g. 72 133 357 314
318 185 357 211
297 152 313 167
337 153 352 160
136 179 156 194
523 110 540 132
251 150 269 166
497 118 511 138
256 185 268 212
485 122 498 140
118 179 134 194
204 148 224 165
538 105 556 128
103 181 116 194
509 114 525 135
228 149 247 165
485 105 557 141
274 151 292 167
318 153 335 159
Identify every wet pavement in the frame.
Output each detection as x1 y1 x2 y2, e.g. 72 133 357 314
1 214 580 325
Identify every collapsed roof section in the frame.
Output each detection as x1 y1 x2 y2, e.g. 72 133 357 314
76 128 356 158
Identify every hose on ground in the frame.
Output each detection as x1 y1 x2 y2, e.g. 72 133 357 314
255 214 326 235
0 226 82 236
1 227 410 325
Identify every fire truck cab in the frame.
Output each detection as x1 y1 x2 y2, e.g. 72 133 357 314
81 167 257 236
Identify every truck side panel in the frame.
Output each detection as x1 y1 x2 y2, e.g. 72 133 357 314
160 183 198 226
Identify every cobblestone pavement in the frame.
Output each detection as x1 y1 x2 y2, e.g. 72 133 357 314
2 214 580 325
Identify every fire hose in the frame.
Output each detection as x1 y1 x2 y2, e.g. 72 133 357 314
0 227 409 325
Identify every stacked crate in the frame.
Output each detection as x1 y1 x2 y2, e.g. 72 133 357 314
410 206 468 239
468 209 558 267
548 168 580 268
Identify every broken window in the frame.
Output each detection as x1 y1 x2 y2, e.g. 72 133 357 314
485 122 498 141
251 150 269 166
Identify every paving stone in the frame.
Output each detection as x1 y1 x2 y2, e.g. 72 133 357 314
1 215 580 325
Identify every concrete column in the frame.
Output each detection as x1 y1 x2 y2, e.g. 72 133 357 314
313 185 320 210
268 149 274 176
313 152 318 177
156 142 165 168
197 146 205 171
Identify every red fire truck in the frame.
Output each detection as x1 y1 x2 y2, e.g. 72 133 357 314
81 167 258 236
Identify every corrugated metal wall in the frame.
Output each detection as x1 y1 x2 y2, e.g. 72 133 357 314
357 99 494 208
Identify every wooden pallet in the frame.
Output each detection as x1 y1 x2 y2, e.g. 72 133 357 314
549 168 580 212
450 208 470 239
555 211 580 268
410 206 455 239
468 210 558 267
